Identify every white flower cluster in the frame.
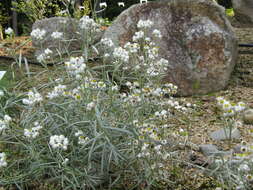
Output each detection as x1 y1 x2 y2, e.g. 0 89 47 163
0 115 12 132
47 84 66 99
0 152 7 167
51 31 63 39
24 122 43 139
137 142 167 158
65 87 81 100
79 16 99 30
31 28 46 40
22 90 43 105
119 81 178 106
5 27 13 35
155 109 170 119
124 42 140 53
113 47 129 63
83 78 107 90
137 19 153 29
49 135 69 150
101 38 114 47
37 48 53 62
87 101 96 111
65 57 86 79
132 31 144 41
216 97 246 117
75 130 90 145
152 29 162 38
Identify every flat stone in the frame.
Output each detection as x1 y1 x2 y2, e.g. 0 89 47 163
199 144 219 156
102 0 237 96
243 109 253 125
210 127 241 141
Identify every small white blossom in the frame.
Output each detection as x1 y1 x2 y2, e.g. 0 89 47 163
24 123 43 139
31 28 46 40
49 135 69 150
87 102 96 111
137 20 153 29
140 0 148 3
5 27 13 35
99 2 107 8
22 90 43 105
133 31 144 41
152 29 162 38
118 2 125 7
113 47 129 63
79 16 98 30
238 164 250 172
65 57 86 79
47 84 66 99
51 31 63 39
0 152 7 167
101 38 114 47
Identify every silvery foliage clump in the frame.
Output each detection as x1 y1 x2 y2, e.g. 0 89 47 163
0 18 192 189
208 97 253 190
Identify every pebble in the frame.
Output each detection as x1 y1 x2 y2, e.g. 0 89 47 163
199 144 219 156
210 127 241 141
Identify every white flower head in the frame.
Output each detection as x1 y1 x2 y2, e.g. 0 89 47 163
22 90 43 105
51 31 63 39
113 47 129 63
0 152 7 167
65 57 86 78
87 101 96 111
49 135 69 150
31 28 46 40
118 2 125 7
101 38 114 47
99 2 107 8
152 29 162 38
140 0 148 3
137 20 153 29
5 27 13 35
79 16 98 30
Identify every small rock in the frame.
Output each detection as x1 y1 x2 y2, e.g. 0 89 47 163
233 144 247 154
199 144 219 156
243 109 253 124
210 127 241 141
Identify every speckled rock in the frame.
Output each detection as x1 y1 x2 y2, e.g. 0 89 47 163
243 109 253 124
32 17 103 59
232 0 253 26
103 0 238 96
210 128 241 141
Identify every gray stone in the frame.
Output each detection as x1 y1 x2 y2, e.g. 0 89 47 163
102 0 237 96
32 17 103 60
199 144 219 156
243 109 253 125
232 0 253 26
233 144 247 154
210 127 241 141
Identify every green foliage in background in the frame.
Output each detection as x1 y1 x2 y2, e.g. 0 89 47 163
0 2 9 25
12 0 91 22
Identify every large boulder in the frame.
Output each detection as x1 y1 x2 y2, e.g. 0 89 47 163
32 17 103 61
232 0 253 27
103 0 238 96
